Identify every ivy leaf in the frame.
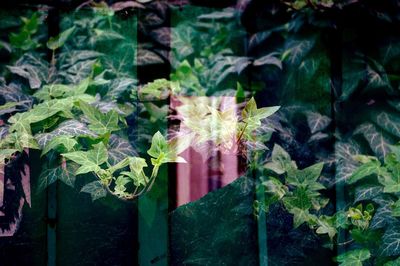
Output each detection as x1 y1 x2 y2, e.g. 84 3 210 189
242 97 279 131
38 162 78 191
129 157 147 175
316 216 337 239
373 112 400 138
136 48 164 65
105 78 137 101
264 144 297 174
392 199 400 217
7 65 41 89
0 102 20 115
80 180 107 201
47 26 76 50
283 187 312 212
147 131 168 163
304 111 331 134
370 204 398 229
354 185 383 203
288 208 315 228
253 53 282 69
139 79 172 100
119 157 148 187
35 120 96 147
93 29 124 42
283 38 315 66
37 166 58 192
336 249 371 266
355 123 393 160
0 83 33 111
287 162 324 188
379 163 400 193
7 53 50 89
146 132 186 165
9 97 76 135
381 226 400 257
62 142 108 175
335 141 361 183
114 176 130 197
0 148 18 163
107 135 137 166
78 100 120 135
347 160 381 184
41 136 78 156
3 132 39 151
34 84 72 101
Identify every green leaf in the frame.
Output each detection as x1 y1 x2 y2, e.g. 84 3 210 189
47 26 76 50
139 79 172 100
0 148 18 163
80 180 107 201
379 163 400 193
288 162 324 186
235 82 245 103
392 199 400 217
129 157 148 175
264 144 297 174
38 162 78 191
147 131 168 163
348 161 381 184
262 177 287 199
121 172 147 187
114 176 130 197
316 216 337 239
9 97 76 135
242 97 280 127
93 29 124 42
62 142 108 175
35 120 96 148
350 228 382 247
107 135 137 166
41 136 77 156
336 249 371 266
290 208 316 228
0 102 19 115
384 257 400 266
283 187 312 212
4 132 40 150
78 100 120 135
381 226 400 257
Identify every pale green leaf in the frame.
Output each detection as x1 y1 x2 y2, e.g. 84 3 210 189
78 100 120 135
47 26 76 50
336 249 371 266
348 161 381 184
80 181 107 201
41 136 77 156
147 131 168 161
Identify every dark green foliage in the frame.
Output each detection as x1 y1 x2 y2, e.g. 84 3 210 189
170 176 258 265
